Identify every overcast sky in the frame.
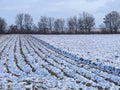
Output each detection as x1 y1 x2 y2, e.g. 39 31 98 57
0 0 119 27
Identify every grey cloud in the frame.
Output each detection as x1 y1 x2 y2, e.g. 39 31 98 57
0 0 119 27
85 0 97 2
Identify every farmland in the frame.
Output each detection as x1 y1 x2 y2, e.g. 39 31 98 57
35 35 120 68
0 35 120 90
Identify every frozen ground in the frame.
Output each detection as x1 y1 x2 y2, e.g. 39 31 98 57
34 34 120 68
0 35 119 90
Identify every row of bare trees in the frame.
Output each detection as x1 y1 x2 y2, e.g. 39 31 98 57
14 12 95 34
38 16 66 34
0 11 120 34
67 12 95 34
37 12 95 34
7 12 95 34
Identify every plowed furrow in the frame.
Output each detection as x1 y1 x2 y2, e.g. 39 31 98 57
5 36 20 77
15 35 32 74
25 36 106 88
19 35 35 72
14 36 24 72
30 36 120 86
0 36 14 59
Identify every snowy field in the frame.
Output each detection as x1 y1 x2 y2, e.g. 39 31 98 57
0 35 119 90
34 35 120 68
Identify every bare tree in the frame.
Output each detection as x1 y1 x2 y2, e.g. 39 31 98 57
24 14 33 31
78 14 84 33
15 13 33 33
54 18 65 33
104 11 120 33
67 16 78 33
82 12 95 33
67 18 74 33
15 13 24 31
0 17 6 33
38 16 48 33
47 17 54 33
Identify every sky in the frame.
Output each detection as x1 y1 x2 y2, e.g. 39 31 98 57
0 0 119 27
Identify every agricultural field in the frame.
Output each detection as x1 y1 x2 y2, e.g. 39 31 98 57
0 34 120 90
34 35 120 68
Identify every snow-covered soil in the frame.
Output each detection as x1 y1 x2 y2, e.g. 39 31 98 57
34 35 120 68
0 35 119 90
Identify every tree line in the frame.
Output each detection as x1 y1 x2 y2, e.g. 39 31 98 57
0 11 120 34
